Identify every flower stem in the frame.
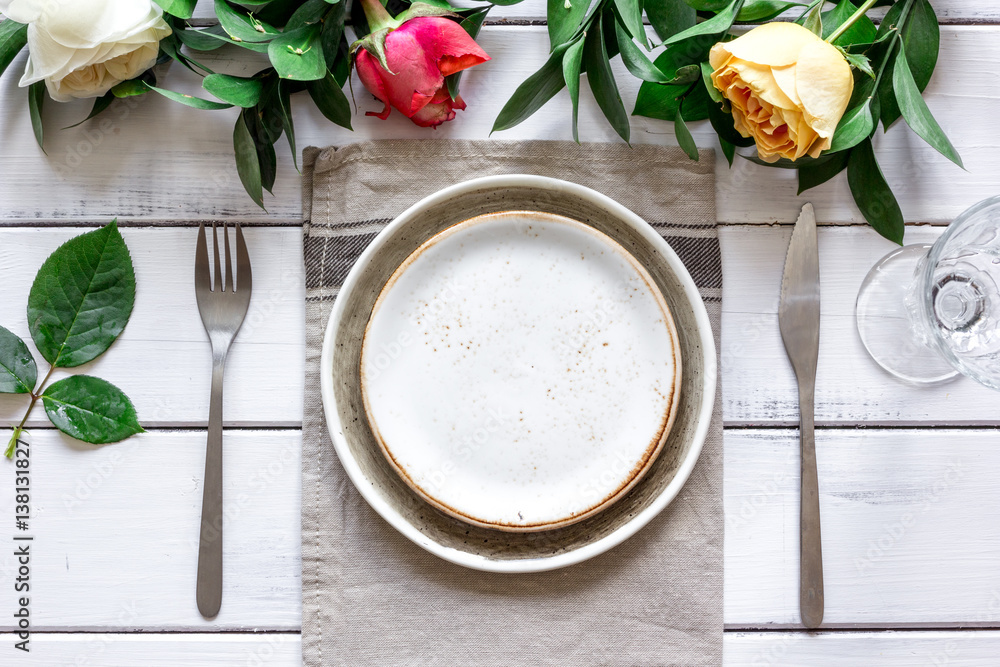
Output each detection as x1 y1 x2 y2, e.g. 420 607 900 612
5 364 55 459
826 0 878 43
359 0 395 32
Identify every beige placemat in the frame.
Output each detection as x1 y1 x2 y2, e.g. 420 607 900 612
301 140 722 666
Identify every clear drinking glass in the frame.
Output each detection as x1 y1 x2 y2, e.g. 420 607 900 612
856 196 1000 390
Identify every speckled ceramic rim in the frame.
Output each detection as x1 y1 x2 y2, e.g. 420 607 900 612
358 210 684 532
320 175 717 573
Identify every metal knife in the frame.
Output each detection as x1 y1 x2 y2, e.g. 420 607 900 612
778 202 824 629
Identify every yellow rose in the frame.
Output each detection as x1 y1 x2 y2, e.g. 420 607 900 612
709 22 854 162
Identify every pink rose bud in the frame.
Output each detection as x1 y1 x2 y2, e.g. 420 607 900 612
354 13 490 128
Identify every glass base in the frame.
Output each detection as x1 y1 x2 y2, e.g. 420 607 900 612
856 245 960 385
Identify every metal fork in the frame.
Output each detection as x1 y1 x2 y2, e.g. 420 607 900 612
194 222 252 618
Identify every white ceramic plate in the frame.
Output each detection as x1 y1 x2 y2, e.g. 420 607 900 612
360 211 681 532
320 175 716 573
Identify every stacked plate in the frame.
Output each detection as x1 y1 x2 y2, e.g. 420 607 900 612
320 175 715 572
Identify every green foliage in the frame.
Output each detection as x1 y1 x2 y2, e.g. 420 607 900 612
0 326 36 395
42 376 143 444
0 19 28 80
3 222 141 456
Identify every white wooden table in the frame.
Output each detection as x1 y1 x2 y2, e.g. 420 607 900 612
2 2 1000 664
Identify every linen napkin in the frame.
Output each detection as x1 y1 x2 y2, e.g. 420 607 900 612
301 140 722 666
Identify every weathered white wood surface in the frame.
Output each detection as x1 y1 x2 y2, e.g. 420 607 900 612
725 429 1000 627
0 227 306 428
1 428 999 631
0 25 995 225
7 631 1000 666
1 7 999 664
0 430 302 631
721 225 1000 425
4 226 1000 429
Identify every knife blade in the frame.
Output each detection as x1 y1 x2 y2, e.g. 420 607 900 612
778 202 824 629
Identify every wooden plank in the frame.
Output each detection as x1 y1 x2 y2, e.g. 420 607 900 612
0 26 994 224
0 227 305 428
720 225 1000 425
6 629 1000 665
2 428 1000 629
0 430 301 631
726 631 1000 665
725 429 1000 626
0 633 301 665
3 225 1000 428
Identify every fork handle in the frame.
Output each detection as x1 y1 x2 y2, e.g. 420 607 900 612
798 381 824 628
197 351 227 618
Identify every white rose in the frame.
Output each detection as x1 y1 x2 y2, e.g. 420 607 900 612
0 0 171 102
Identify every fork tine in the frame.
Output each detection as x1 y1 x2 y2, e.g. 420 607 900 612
212 222 222 293
223 222 233 293
235 224 252 295
195 223 210 288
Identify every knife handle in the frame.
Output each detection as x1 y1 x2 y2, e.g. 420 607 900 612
798 382 824 628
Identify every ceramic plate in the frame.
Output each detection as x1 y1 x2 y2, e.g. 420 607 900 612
320 175 716 572
360 211 682 532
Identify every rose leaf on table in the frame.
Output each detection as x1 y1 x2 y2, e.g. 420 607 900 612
1 220 143 459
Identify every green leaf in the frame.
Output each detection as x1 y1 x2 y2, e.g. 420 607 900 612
215 0 280 42
268 26 326 81
798 148 849 194
242 107 278 194
144 84 234 109
27 220 136 368
548 0 589 48
876 0 938 129
615 20 674 83
842 50 874 78
285 0 331 30
683 0 731 9
584 12 629 143
0 325 36 394
158 32 214 74
493 45 569 133
801 0 822 36
175 24 227 51
63 93 114 130
234 113 264 208
155 0 198 19
847 139 904 243
645 0 695 43
822 0 876 45
204 73 264 107
0 19 28 80
277 79 298 169
320 0 347 65
633 45 712 122
828 100 873 153
891 36 962 169
112 77 152 98
719 136 735 166
189 26 271 52
701 61 722 102
42 375 143 444
663 0 743 46
674 101 699 161
613 0 647 48
446 7 489 100
562 36 585 143
737 0 805 22
308 70 352 129
28 81 44 152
